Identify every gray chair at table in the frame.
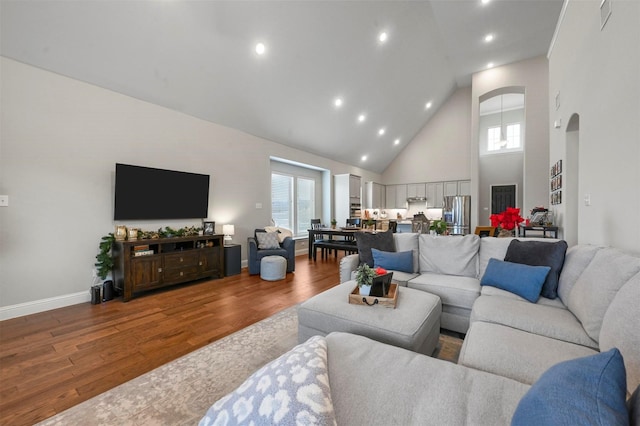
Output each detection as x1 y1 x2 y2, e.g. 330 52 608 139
248 228 295 275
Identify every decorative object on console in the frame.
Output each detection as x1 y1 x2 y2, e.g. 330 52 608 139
114 225 127 241
222 224 235 244
489 207 524 237
331 218 337 229
202 221 215 235
127 228 139 241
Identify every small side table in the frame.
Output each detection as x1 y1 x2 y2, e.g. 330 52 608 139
518 224 559 238
224 244 241 276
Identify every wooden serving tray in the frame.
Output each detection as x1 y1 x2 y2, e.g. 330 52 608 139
349 283 398 309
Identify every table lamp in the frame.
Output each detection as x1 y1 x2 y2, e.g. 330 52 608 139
223 224 235 245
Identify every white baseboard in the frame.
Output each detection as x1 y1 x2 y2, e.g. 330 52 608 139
0 291 90 321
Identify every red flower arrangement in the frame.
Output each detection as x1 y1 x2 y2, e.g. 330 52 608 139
489 207 524 231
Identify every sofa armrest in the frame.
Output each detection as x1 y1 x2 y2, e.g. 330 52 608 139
340 254 360 283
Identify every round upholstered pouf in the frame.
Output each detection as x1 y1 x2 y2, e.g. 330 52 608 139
260 255 287 281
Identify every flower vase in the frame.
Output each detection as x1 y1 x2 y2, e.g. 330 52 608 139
497 228 515 238
359 285 372 296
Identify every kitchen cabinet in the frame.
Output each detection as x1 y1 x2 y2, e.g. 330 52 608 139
426 182 444 207
385 185 396 209
395 185 408 208
444 180 471 196
385 184 407 209
458 180 471 195
444 181 458 197
365 182 385 209
407 183 426 198
335 174 362 226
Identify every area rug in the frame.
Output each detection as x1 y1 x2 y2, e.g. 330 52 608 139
38 306 462 425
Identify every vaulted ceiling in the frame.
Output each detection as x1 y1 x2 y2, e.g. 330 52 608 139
1 0 563 173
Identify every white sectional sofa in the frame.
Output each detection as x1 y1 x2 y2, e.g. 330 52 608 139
339 233 564 334
201 235 640 425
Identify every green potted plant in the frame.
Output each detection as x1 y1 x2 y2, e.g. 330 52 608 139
355 264 376 296
429 220 448 235
95 233 116 281
364 218 375 230
330 218 337 229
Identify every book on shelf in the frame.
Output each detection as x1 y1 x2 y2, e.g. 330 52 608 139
134 250 154 257
133 245 150 251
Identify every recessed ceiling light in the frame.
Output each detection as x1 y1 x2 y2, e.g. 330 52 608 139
487 62 495 69
484 34 494 43
361 155 368 161
378 128 386 136
425 101 432 109
481 0 491 4
358 114 366 123
255 43 266 55
394 138 400 145
334 97 343 108
378 31 388 43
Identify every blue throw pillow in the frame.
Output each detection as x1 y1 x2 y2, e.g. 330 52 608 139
371 248 413 273
480 258 550 302
512 348 629 426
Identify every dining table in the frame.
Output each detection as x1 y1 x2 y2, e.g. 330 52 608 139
307 227 362 260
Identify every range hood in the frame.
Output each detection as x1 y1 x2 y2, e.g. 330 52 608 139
407 197 427 202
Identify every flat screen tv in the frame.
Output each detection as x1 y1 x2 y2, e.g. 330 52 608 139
114 163 210 220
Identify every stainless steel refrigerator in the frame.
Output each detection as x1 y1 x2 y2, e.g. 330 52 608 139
443 196 471 235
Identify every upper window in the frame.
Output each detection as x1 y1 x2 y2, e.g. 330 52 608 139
486 123 522 153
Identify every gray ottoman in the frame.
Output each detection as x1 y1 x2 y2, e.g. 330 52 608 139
298 280 442 355
260 255 286 281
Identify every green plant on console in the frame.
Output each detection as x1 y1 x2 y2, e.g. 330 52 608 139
430 220 448 235
355 264 376 287
95 233 116 280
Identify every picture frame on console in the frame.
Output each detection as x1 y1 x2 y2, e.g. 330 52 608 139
203 221 215 235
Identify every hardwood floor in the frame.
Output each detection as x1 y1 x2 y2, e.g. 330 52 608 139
0 253 343 426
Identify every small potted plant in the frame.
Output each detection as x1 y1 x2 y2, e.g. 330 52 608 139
364 218 375 230
355 264 376 296
430 219 448 235
330 218 337 229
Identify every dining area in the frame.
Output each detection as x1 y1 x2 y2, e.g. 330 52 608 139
308 219 395 261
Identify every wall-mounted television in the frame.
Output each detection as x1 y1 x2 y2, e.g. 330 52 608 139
114 163 210 220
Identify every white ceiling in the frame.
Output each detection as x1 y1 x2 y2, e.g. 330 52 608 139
0 0 563 173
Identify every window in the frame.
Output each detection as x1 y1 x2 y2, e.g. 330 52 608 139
487 123 521 152
271 171 317 237
271 173 293 230
487 126 502 151
506 123 521 149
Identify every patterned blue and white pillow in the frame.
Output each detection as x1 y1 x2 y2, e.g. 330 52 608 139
256 232 281 250
200 335 336 426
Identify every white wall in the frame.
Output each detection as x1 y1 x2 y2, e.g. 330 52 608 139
0 57 381 312
382 86 471 184
548 0 640 253
470 56 550 228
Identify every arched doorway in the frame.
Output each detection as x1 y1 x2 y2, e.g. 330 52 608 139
565 113 580 246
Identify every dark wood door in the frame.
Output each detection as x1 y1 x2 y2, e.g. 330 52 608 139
491 185 516 213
